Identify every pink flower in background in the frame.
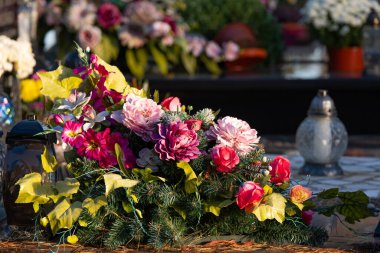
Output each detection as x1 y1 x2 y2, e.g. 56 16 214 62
154 121 201 162
302 210 315 225
223 41 240 61
160 96 181 111
97 2 122 29
186 35 206 57
206 116 260 155
205 41 222 60
78 25 102 49
67 0 96 31
77 128 110 162
62 121 83 147
118 24 146 48
269 156 291 185
236 181 264 213
161 35 174 46
211 145 240 173
150 21 171 38
111 94 164 141
124 0 162 25
136 148 162 172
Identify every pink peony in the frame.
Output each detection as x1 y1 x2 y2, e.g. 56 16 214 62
97 3 121 29
160 96 181 111
154 121 201 162
111 94 164 142
206 116 260 155
236 181 264 213
61 121 83 148
76 128 110 162
78 25 102 49
211 145 239 173
269 156 291 185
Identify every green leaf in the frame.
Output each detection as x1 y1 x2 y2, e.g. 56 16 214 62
47 199 82 235
150 42 169 76
203 199 235 217
172 205 187 220
336 191 372 224
318 188 339 199
200 55 221 76
103 173 139 197
253 193 287 223
15 173 52 204
50 178 80 203
93 34 119 63
38 66 82 100
41 146 58 173
204 204 221 216
153 90 159 103
82 196 107 217
177 161 198 194
122 201 133 213
181 52 197 75
132 168 166 183
125 48 148 79
115 143 127 175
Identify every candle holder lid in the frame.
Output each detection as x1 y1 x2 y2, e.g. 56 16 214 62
307 90 337 117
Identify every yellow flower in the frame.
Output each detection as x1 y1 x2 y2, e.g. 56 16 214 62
20 79 42 103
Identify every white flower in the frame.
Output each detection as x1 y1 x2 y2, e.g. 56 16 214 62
82 104 109 131
57 90 91 111
136 148 162 172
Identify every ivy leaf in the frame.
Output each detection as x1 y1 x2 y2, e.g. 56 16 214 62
336 191 372 224
67 235 79 244
122 201 133 213
150 42 169 76
203 199 235 217
38 66 82 100
292 202 304 211
263 185 273 195
181 52 197 75
177 161 198 194
50 178 80 203
103 173 139 197
318 188 339 199
15 173 52 204
47 199 82 235
132 168 166 183
41 146 58 173
114 143 127 175
253 193 287 223
82 196 107 217
204 204 221 217
96 57 129 94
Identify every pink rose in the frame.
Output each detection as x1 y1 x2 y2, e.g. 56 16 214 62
302 210 315 225
97 3 121 29
269 156 291 185
211 145 239 173
236 181 264 213
160 96 181 111
184 119 202 131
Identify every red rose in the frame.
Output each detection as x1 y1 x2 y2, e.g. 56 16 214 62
97 3 121 29
160 96 181 111
184 119 202 131
211 145 239 173
236 181 264 213
269 156 291 185
302 210 314 225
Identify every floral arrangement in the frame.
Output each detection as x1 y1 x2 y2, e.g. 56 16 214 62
303 0 380 48
38 0 239 78
0 36 36 79
14 49 373 249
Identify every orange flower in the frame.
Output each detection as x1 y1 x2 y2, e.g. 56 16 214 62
290 185 312 204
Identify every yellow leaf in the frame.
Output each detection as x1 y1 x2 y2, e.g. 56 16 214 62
172 205 187 220
135 209 143 218
78 220 88 227
41 146 58 173
20 79 42 103
40 217 49 227
103 173 139 197
132 168 166 183
263 185 273 195
177 161 198 194
131 194 138 204
292 202 304 211
38 66 82 100
96 57 129 94
114 143 127 175
286 207 297 217
50 178 80 203
122 201 133 213
47 199 82 235
123 85 147 97
67 235 79 244
15 173 52 204
33 202 40 213
253 193 287 223
204 204 221 217
82 196 107 217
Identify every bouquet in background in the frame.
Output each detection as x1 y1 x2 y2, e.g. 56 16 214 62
37 0 239 78
13 48 374 249
303 0 380 48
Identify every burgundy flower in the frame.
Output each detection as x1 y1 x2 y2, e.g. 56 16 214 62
97 3 121 29
154 121 201 162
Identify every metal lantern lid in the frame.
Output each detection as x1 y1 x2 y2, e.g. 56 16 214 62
5 115 57 144
307 90 337 117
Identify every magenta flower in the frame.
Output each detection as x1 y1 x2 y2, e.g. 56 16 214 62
107 132 136 169
111 94 164 142
206 116 260 155
76 128 110 162
154 121 201 162
97 3 121 29
62 121 83 148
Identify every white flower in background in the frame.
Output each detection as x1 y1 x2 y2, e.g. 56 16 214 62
194 108 215 125
78 25 102 49
223 41 240 62
205 41 222 60
57 90 91 111
0 36 36 79
150 21 171 38
185 34 207 57
161 35 174 46
67 0 96 31
136 148 162 172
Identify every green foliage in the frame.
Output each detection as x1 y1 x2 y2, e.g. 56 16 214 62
180 0 283 63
